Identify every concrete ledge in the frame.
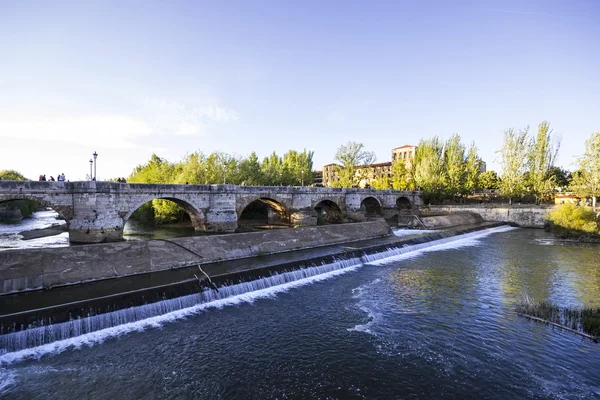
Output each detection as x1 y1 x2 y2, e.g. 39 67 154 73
0 221 392 295
423 205 553 228
419 213 483 229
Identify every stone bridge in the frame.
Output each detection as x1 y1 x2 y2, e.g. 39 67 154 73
0 181 421 243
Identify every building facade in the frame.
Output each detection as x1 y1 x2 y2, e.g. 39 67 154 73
391 145 417 169
323 145 417 188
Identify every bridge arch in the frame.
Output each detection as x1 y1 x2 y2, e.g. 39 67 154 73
396 196 412 210
360 196 383 217
0 194 73 222
238 197 290 226
122 196 206 231
314 199 343 224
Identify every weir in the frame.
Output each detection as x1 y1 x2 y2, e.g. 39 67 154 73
0 224 512 358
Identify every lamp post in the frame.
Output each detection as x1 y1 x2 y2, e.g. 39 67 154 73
301 169 304 187
93 151 98 181
89 159 93 181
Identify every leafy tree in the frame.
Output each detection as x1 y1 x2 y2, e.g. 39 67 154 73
463 142 481 196
371 176 391 190
498 127 530 205
174 152 208 184
129 154 176 184
0 170 28 180
261 152 285 186
282 149 314 186
238 152 263 185
548 166 571 191
478 170 499 190
443 133 466 200
413 137 445 203
571 132 600 207
527 121 561 203
331 142 376 188
391 159 412 190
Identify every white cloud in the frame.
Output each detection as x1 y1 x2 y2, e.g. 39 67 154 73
0 115 153 148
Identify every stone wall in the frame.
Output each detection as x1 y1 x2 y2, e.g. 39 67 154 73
418 213 483 229
0 221 392 295
423 205 554 228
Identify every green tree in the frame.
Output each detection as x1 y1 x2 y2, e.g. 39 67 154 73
371 176 391 190
0 170 28 180
238 152 263 185
129 154 176 184
261 152 285 186
571 132 600 207
331 142 375 188
478 170 499 190
462 142 481 196
443 133 466 200
528 121 561 204
174 152 208 184
413 137 445 203
548 166 571 191
391 160 412 190
498 127 530 205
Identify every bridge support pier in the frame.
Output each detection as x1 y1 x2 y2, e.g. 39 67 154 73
204 210 237 233
291 210 318 227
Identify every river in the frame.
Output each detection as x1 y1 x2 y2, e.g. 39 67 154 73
1 226 599 399
0 211 202 251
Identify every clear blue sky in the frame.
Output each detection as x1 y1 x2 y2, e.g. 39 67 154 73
1 0 598 180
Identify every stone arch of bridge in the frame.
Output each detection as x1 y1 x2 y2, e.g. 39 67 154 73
396 196 412 210
313 199 344 224
0 194 73 222
237 196 291 224
360 196 383 217
122 196 206 230
236 195 291 218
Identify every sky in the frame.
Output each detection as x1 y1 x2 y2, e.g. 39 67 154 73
0 0 598 181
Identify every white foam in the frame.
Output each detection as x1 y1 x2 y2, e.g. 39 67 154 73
393 229 437 237
0 368 17 396
366 226 517 266
0 262 360 366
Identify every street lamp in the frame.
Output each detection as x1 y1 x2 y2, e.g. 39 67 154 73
301 169 304 187
89 159 93 181
93 151 98 181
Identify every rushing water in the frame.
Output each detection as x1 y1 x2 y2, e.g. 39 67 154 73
0 212 205 251
1 227 600 399
0 211 68 251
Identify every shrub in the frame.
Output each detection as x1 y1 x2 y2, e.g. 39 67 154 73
546 203 599 239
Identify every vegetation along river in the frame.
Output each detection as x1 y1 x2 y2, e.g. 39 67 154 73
1 227 599 399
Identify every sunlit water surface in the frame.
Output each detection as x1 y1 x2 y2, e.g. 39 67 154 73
1 228 599 399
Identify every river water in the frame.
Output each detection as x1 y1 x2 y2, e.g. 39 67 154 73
0 211 201 251
1 226 599 399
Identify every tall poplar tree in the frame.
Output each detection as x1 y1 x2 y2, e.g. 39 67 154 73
571 132 600 207
413 137 445 203
528 121 561 204
443 133 466 200
498 127 530 205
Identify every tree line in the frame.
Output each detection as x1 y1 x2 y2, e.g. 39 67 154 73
330 122 599 206
125 149 314 224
